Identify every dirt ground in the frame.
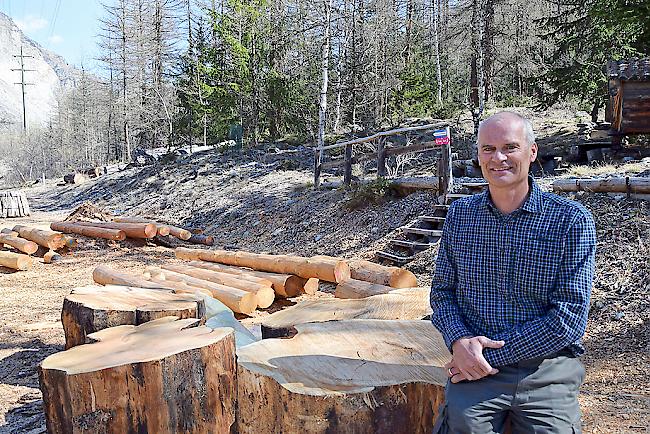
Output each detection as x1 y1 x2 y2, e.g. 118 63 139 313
0 205 647 433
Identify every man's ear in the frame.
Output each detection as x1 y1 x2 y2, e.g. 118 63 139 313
530 142 538 162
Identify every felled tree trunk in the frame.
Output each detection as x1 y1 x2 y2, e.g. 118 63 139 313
176 247 350 283
261 288 432 338
61 285 206 349
237 320 449 434
70 221 157 239
51 222 127 241
0 251 33 270
0 233 38 254
553 177 650 193
13 225 66 250
39 317 237 434
92 265 179 290
348 259 418 288
335 278 424 299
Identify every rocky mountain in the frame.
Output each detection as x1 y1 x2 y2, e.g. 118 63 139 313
0 12 79 130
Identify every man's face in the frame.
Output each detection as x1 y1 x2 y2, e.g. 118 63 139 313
477 118 537 190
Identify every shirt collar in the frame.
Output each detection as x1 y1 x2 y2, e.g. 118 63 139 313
481 176 542 214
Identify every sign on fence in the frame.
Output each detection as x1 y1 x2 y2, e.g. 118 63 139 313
434 129 450 146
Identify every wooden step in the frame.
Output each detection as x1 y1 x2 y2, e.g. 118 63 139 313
402 227 443 237
375 251 414 264
391 239 438 249
446 193 472 203
418 215 446 224
434 204 449 210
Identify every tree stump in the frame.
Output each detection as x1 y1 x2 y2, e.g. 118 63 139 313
0 190 30 217
237 320 449 433
260 288 432 338
39 317 237 434
61 285 206 349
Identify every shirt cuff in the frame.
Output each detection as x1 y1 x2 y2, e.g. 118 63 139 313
441 322 474 353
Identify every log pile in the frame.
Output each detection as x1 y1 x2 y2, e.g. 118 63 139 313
40 317 237 433
553 177 650 194
0 190 30 217
0 225 71 270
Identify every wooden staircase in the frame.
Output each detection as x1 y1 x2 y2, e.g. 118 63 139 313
375 181 487 265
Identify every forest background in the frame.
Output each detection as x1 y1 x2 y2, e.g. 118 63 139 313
1 0 649 184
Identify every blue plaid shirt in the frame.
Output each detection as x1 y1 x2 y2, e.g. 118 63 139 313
430 178 596 367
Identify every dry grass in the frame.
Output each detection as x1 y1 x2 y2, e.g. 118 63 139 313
565 161 648 178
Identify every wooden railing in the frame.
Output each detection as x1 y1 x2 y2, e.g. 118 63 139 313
313 122 452 196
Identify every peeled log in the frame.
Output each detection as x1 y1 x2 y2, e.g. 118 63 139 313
13 225 66 250
39 317 237 434
93 265 182 291
349 259 417 288
261 288 432 338
50 221 127 241
0 251 33 270
70 221 157 239
147 267 263 313
61 285 206 349
176 247 350 283
237 320 448 434
335 278 420 299
168 225 192 240
553 177 650 193
112 216 171 236
162 263 273 290
187 261 318 297
0 233 38 254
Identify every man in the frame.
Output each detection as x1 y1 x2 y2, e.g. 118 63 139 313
430 112 596 433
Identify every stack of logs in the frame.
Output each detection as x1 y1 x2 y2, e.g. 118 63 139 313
0 224 73 270
40 248 446 433
51 217 214 245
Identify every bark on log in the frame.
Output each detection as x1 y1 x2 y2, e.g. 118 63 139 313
316 256 417 288
237 320 448 434
13 225 66 250
186 261 318 297
187 234 214 245
147 267 263 313
0 233 38 254
335 279 425 299
176 247 350 283
61 285 206 349
39 317 237 434
0 251 33 270
50 222 127 241
261 288 432 338
70 221 157 239
552 177 650 193
0 190 30 217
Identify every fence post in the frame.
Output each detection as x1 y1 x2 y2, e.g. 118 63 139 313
377 138 386 178
314 148 322 188
343 143 352 188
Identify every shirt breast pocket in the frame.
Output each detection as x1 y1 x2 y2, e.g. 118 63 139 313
512 231 563 302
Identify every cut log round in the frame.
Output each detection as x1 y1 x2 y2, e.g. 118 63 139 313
13 225 66 250
61 285 206 349
0 233 38 254
237 320 448 434
0 251 33 270
335 278 425 299
50 221 127 241
147 267 266 312
39 317 237 434
168 225 192 240
187 261 318 297
43 250 62 264
0 190 30 218
176 247 350 283
70 221 157 239
261 288 432 338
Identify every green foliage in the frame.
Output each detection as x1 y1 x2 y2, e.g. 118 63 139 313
538 0 650 111
345 178 392 210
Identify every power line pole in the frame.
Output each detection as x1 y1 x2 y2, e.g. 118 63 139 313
12 46 35 131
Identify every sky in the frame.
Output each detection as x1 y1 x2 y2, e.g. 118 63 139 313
0 0 104 71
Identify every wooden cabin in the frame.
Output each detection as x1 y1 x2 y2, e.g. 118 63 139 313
606 59 650 146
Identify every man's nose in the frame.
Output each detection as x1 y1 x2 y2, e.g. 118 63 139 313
493 150 507 162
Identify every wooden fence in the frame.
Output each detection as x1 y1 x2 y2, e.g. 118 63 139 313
313 122 452 196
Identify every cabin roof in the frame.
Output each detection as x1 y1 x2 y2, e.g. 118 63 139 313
607 59 650 81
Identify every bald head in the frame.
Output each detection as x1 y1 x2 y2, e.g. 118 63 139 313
478 112 535 147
